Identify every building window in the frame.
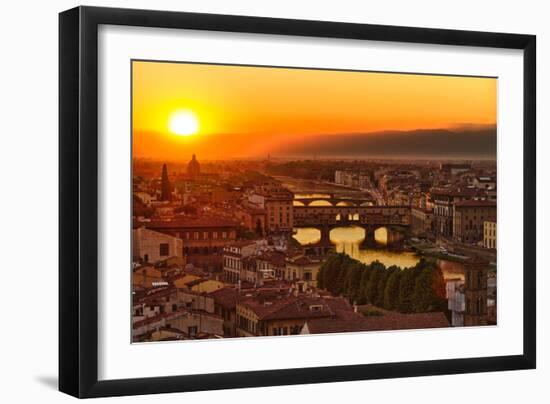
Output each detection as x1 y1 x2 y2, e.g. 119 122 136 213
273 327 283 336
188 326 198 337
159 243 169 256
194 232 199 240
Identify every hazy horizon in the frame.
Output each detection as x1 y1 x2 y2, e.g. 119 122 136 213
133 125 496 161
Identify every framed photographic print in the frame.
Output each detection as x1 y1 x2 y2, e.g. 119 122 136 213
59 6 536 398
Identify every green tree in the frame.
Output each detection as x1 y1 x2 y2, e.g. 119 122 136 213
326 254 342 294
398 267 417 313
375 268 390 307
384 269 402 310
365 262 385 304
344 262 365 302
413 265 447 312
318 253 343 293
333 255 348 295
317 260 325 289
357 264 372 304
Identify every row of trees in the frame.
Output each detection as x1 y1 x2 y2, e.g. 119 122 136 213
317 253 447 313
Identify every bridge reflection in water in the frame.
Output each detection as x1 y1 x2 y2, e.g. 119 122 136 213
293 225 421 269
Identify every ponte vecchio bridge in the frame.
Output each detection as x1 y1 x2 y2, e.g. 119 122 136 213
293 205 411 247
293 194 376 207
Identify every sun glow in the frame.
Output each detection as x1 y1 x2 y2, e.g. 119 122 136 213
169 110 200 136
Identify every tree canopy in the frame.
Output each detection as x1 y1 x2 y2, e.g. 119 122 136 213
317 253 447 313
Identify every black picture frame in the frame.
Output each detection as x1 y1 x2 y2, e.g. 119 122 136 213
59 6 536 398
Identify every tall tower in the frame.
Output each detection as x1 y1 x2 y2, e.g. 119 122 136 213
463 257 488 326
160 163 172 201
187 154 200 179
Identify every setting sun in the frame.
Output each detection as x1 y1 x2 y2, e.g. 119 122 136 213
169 110 200 136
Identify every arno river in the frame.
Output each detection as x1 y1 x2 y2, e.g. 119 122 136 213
292 226 465 280
293 226 419 268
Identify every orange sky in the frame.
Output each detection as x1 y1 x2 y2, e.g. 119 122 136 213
132 61 496 160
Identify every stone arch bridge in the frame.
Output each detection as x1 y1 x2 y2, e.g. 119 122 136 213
293 195 375 207
293 205 411 247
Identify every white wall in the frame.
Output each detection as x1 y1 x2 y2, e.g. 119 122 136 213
0 0 547 402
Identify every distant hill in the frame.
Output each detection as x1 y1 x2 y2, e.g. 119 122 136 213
270 127 496 159
132 125 496 160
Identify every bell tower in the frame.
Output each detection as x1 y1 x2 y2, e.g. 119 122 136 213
187 154 200 179
463 257 488 326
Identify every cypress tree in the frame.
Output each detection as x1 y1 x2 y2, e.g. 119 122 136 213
365 264 384 304
374 264 392 307
344 262 364 302
317 261 325 289
412 265 447 312
384 269 402 310
357 264 372 305
398 267 417 313
160 163 172 201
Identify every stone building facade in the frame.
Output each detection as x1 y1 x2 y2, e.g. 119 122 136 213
133 227 183 264
483 219 497 249
452 200 496 244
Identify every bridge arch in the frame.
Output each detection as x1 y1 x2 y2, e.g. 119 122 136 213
335 201 355 207
374 226 389 245
308 200 333 207
292 227 321 245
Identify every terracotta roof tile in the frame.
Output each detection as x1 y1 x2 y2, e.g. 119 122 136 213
454 200 496 207
305 311 450 334
208 287 239 309
135 216 239 229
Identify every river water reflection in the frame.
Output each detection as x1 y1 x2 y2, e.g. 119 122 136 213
293 226 463 280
